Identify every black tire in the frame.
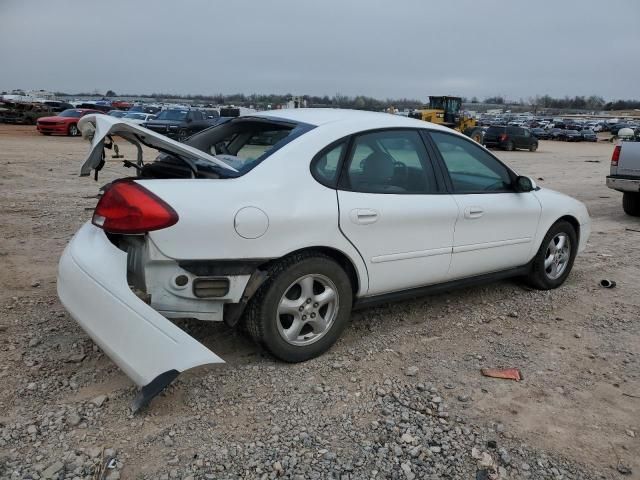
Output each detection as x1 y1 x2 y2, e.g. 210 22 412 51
529 143 538 152
68 123 79 136
622 192 640 216
177 129 188 142
505 141 515 151
468 128 484 143
41 132 51 136
525 220 577 290
243 252 353 362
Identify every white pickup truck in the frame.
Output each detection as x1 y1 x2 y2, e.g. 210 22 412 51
607 141 640 216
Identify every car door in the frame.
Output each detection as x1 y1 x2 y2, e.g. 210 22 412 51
187 111 203 134
521 128 533 147
336 129 459 296
506 126 522 148
427 130 541 280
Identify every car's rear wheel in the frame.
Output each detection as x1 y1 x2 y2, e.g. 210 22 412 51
622 192 640 216
525 220 577 290
505 141 515 151
68 124 79 136
243 252 353 362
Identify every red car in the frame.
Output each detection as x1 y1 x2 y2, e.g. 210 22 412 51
36 108 103 136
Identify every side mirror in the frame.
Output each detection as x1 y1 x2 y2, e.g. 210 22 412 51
186 117 193 123
515 175 536 192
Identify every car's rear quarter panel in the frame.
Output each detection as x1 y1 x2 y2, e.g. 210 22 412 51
140 125 378 295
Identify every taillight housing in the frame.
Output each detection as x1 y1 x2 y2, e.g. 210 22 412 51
92 180 178 234
611 145 621 166
499 133 508 141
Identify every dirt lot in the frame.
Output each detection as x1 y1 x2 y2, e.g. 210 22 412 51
0 124 638 479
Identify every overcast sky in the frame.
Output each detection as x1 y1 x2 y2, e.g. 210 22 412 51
1 0 638 101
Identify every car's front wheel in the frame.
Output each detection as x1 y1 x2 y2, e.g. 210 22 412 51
529 143 538 152
243 253 353 362
68 124 79 136
525 220 577 290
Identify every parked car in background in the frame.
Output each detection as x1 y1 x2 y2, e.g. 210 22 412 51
610 124 631 136
62 110 590 409
36 108 103 136
581 129 598 142
122 112 156 125
483 126 538 151
108 110 128 118
531 128 550 140
548 128 563 140
559 130 583 142
144 108 218 141
606 142 640 216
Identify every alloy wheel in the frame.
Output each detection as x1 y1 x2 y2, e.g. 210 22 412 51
276 274 339 346
544 233 571 280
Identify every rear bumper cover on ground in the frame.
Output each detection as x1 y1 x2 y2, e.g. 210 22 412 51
57 222 224 410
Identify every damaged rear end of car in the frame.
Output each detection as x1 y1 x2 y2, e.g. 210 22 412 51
58 114 312 411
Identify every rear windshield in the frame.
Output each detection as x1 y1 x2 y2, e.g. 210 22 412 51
124 113 147 120
486 126 506 134
155 110 188 121
58 109 83 118
182 117 314 176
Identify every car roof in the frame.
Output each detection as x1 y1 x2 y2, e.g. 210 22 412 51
251 108 454 133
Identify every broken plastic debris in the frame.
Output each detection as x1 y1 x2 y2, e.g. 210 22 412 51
481 368 522 381
599 279 616 289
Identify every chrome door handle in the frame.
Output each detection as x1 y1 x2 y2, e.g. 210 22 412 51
350 208 379 225
464 206 484 219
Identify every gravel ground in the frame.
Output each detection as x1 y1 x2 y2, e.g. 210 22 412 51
0 125 638 479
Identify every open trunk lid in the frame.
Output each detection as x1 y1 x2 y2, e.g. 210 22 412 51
78 114 237 178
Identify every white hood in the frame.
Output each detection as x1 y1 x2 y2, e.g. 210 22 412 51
78 114 237 177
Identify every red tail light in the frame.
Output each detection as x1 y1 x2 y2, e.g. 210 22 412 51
499 133 508 141
92 180 178 234
611 145 621 166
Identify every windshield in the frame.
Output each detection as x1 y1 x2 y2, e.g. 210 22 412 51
181 117 314 176
155 110 188 121
582 130 594 134
109 111 126 118
124 113 147 120
58 109 83 118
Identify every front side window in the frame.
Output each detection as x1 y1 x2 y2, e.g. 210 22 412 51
430 131 513 193
343 130 437 194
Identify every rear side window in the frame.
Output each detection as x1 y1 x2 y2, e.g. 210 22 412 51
311 142 345 187
343 129 438 194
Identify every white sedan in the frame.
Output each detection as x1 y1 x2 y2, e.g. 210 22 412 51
121 111 156 125
59 110 591 410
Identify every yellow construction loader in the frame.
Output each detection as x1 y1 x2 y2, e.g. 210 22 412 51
409 96 484 142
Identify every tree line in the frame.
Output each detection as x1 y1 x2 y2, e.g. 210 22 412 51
467 95 640 111
58 90 640 112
